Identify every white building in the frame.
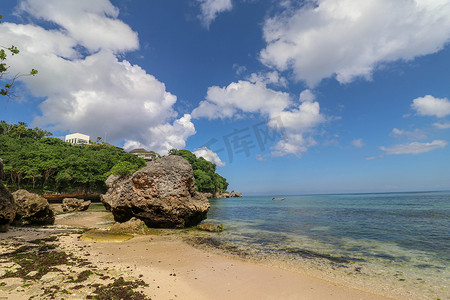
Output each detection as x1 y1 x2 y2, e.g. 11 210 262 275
129 148 157 161
65 133 90 145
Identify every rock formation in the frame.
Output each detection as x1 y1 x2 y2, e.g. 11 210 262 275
201 192 214 199
213 191 243 199
0 158 16 232
62 198 91 212
230 191 243 198
12 190 55 225
101 155 210 228
109 217 149 235
197 222 223 232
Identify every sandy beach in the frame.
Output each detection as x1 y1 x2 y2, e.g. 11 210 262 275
0 206 399 299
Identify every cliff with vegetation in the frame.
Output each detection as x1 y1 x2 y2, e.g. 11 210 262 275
0 122 230 198
0 121 145 195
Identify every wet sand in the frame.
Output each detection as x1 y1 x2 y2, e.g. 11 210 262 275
0 206 396 299
61 233 392 300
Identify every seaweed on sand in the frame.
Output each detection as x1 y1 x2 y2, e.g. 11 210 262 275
0 244 69 280
88 277 150 300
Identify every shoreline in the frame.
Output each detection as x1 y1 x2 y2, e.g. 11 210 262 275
61 233 391 300
0 208 440 299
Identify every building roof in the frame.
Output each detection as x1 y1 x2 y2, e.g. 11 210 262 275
65 132 90 139
129 148 149 153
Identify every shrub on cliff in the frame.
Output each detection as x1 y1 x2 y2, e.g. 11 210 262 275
168 149 228 193
0 121 145 193
108 161 141 177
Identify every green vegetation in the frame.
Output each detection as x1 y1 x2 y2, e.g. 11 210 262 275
108 161 141 177
0 120 229 195
0 121 145 193
1 15 38 98
168 149 228 194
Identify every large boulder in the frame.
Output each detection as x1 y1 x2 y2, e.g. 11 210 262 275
12 190 55 225
0 158 16 232
62 198 91 212
101 155 210 228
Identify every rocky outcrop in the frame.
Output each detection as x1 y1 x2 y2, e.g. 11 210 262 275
213 192 229 199
201 192 214 199
200 191 243 199
62 198 91 212
12 190 55 226
0 158 16 232
197 222 223 232
101 155 210 228
109 217 149 235
230 191 242 198
212 191 243 199
101 175 121 211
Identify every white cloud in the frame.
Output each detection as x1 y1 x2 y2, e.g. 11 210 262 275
124 114 196 155
433 122 450 129
271 134 317 157
193 146 226 166
233 63 247 75
260 0 450 86
411 95 450 118
299 89 316 102
391 128 427 140
192 78 325 156
192 80 292 120
247 71 287 87
197 0 232 29
365 156 379 161
18 0 139 53
380 140 447 155
269 101 324 130
352 139 365 148
0 0 195 154
255 154 268 161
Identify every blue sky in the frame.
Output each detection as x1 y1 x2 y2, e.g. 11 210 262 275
1 0 450 194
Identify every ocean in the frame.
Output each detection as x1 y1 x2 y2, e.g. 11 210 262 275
205 191 450 299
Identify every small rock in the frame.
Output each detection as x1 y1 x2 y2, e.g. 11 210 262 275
197 222 223 232
109 217 149 234
62 198 91 212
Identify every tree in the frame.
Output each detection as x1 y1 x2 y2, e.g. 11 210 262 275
1 15 38 98
108 161 140 177
169 149 228 193
0 122 146 193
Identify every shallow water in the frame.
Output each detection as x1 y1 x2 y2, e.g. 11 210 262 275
206 191 450 299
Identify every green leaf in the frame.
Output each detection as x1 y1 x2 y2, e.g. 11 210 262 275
8 46 19 55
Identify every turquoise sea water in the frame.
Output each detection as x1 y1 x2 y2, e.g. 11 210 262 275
205 191 450 298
